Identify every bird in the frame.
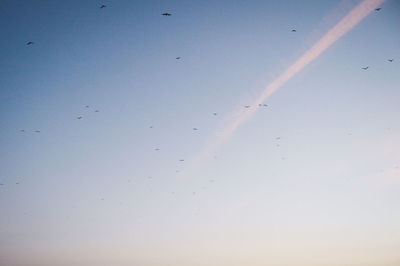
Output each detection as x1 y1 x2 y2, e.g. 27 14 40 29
244 105 251 108
291 29 296 32
213 113 218 116
193 128 198 130
263 104 268 107
100 5 106 9
34 130 40 133
361 66 369 70
388 59 394 62
155 148 160 151
276 137 281 140
162 12 171 16
179 159 185 162
26 41 34 45
149 126 153 129
95 110 99 112
176 57 181 59
20 129 25 132
16 182 19 185
375 7 381 11
85 105 89 108
77 116 82 119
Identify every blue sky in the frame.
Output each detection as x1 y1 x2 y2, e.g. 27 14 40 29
0 0 399 265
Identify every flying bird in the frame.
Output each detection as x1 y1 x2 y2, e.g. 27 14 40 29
20 130 25 132
375 8 381 11
26 41 34 45
34 130 40 133
77 116 82 119
155 148 160 151
85 105 89 108
193 128 198 130
388 59 393 62
213 113 218 116
100 5 106 9
179 159 185 162
361 66 369 70
176 57 181 59
95 110 99 112
291 29 296 32
244 105 251 108
162 12 171 16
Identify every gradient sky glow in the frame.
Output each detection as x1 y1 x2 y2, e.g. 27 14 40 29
0 1 400 265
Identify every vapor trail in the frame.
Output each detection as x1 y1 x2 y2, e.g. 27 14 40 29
186 0 386 172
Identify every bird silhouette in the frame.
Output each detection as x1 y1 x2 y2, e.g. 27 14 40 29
162 12 171 16
193 128 198 130
291 29 296 32
388 59 394 62
362 66 369 70
34 130 40 133
100 5 106 9
95 110 99 112
20 129 25 132
179 159 185 162
375 8 381 11
176 57 181 59
213 113 218 116
244 105 251 108
77 116 82 119
26 41 34 45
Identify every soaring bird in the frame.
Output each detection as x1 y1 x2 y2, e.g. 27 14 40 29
291 29 296 32
375 8 381 11
155 148 160 151
162 12 171 16
34 130 40 133
26 41 34 45
179 159 185 162
100 5 106 9
388 59 394 62
20 129 25 132
361 66 369 70
213 113 218 116
95 110 99 112
176 57 181 59
77 116 82 119
85 105 89 108
193 128 198 130
244 105 251 108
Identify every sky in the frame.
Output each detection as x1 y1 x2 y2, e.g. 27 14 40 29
0 0 399 265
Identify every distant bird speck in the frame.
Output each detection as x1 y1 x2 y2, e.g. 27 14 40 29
77 116 82 119
362 66 369 70
388 59 393 62
34 130 40 133
291 29 296 32
375 8 381 11
244 105 250 108
100 5 106 9
213 113 217 116
193 128 198 130
179 159 184 162
155 148 160 151
26 41 34 45
176 57 181 59
95 110 99 112
20 130 25 132
162 12 171 16
85 105 89 108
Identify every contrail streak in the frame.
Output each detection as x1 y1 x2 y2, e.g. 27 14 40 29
185 0 386 173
